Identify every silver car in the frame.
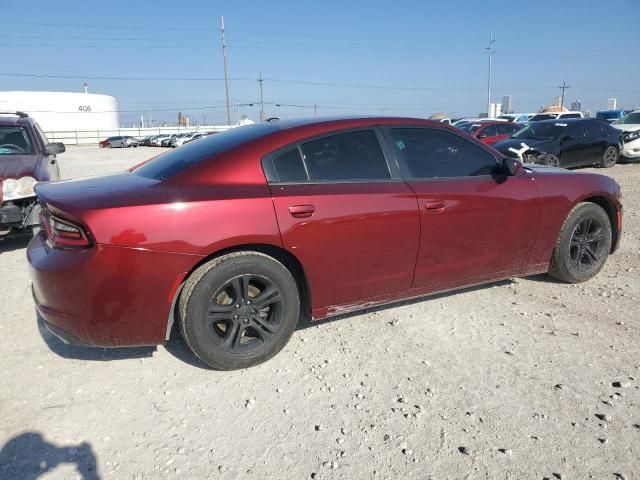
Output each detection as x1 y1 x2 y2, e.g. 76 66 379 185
101 136 140 148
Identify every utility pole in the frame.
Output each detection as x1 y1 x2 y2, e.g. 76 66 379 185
221 16 231 126
558 81 570 110
258 72 264 121
314 104 317 117
486 32 496 117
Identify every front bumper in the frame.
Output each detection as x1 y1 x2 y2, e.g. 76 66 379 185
27 231 196 347
0 197 39 237
621 139 640 159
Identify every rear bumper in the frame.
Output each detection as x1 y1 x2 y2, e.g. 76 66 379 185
27 231 197 347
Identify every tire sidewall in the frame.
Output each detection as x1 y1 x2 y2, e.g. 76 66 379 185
181 254 300 370
602 146 618 168
555 204 612 282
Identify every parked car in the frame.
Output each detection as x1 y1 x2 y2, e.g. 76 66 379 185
493 118 623 168
28 117 622 370
99 136 139 148
171 133 202 147
457 120 522 145
183 133 207 145
529 111 583 122
139 135 154 146
161 134 180 147
150 134 171 146
0 111 64 239
596 109 632 124
612 110 640 162
497 113 535 124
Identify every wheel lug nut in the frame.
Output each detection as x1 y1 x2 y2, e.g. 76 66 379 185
251 309 257 315
233 314 239 320
246 300 251 305
235 304 240 309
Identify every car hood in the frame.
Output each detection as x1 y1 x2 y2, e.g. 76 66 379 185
493 138 557 156
612 124 640 132
0 154 41 181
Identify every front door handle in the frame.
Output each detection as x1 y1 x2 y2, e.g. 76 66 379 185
425 201 445 214
289 204 316 218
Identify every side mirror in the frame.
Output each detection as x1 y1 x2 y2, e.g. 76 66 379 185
45 142 65 155
501 157 519 176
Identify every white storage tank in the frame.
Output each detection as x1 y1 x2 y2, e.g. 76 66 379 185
0 90 119 131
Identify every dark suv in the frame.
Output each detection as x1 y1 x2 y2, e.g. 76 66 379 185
0 112 65 239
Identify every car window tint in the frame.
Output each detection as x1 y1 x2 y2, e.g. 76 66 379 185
561 113 581 119
390 128 498 179
0 126 34 155
566 124 585 139
300 130 390 182
270 148 308 182
497 123 517 135
481 125 497 137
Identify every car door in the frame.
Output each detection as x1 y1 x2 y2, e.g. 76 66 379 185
384 126 540 292
582 120 606 165
559 124 586 167
265 128 420 313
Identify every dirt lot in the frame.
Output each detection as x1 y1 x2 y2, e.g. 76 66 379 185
1 145 639 479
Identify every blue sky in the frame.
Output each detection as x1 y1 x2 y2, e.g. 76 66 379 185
1 0 638 125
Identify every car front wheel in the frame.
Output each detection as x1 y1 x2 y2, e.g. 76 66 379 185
601 146 618 168
179 252 300 370
548 202 612 283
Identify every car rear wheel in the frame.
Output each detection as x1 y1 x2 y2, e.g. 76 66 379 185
179 252 300 370
548 202 612 283
601 146 618 168
107 143 112 148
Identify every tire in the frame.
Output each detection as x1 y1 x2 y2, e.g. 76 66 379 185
107 143 112 148
601 146 618 168
548 202 612 283
179 252 300 370
542 154 561 168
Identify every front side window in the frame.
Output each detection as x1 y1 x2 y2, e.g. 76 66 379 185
497 123 518 135
480 125 497 137
390 128 498 179
0 126 34 155
300 130 390 182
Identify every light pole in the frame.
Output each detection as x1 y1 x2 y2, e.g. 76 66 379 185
486 32 495 117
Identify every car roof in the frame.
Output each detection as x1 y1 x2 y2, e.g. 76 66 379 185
0 114 33 127
532 118 590 124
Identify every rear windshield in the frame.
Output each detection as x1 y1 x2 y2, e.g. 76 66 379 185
0 126 34 155
134 123 277 180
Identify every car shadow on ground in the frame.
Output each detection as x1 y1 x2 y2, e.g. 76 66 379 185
37 313 156 362
0 432 99 479
0 235 30 253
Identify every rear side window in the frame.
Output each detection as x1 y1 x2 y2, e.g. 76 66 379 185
270 148 308 182
584 121 604 138
497 123 518 135
480 125 497 137
561 113 582 119
300 130 390 182
390 128 498 179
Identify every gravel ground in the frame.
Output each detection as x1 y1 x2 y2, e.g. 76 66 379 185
1 145 639 480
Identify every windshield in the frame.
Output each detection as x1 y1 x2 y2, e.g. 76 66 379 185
134 123 278 180
0 126 34 155
614 112 640 125
529 114 557 122
597 111 622 120
512 122 566 141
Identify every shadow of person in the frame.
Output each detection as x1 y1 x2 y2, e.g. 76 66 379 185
0 432 99 479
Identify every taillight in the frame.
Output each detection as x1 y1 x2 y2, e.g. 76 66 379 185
40 207 91 248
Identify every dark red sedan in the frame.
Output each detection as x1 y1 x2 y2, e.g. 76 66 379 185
457 120 522 145
28 117 623 369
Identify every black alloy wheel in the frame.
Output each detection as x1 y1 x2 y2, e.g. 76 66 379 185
601 146 619 168
568 218 608 272
207 274 284 354
543 154 561 168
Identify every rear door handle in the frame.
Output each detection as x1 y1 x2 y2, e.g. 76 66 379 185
289 204 316 218
425 201 445 214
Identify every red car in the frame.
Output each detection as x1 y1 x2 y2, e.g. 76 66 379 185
457 120 522 145
28 117 623 370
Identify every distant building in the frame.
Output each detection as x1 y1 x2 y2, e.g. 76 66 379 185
501 96 513 114
0 90 118 131
607 98 617 110
570 100 582 112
